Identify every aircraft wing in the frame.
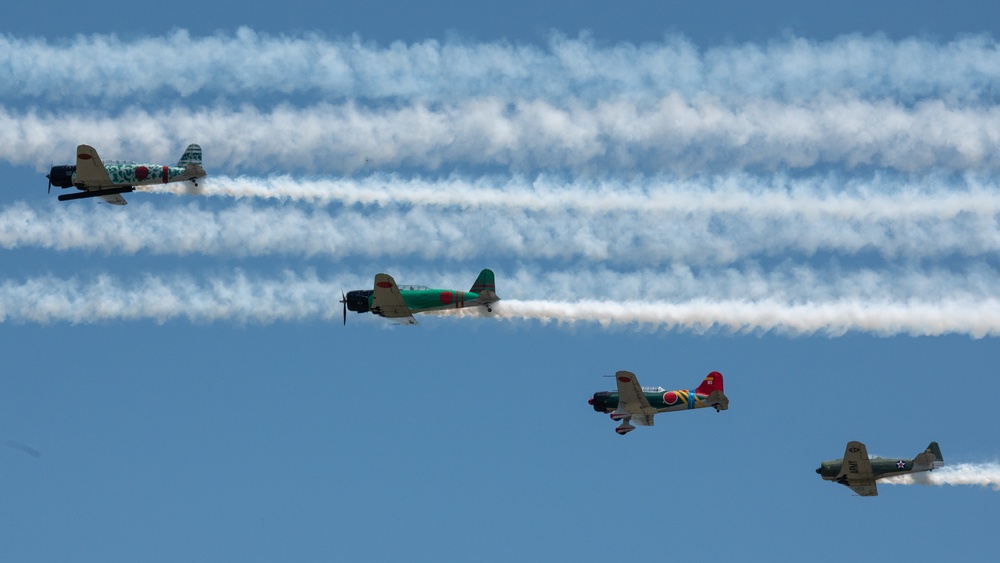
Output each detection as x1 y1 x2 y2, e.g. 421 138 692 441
615 371 657 426
98 193 128 205
372 273 419 325
74 145 115 189
836 441 878 496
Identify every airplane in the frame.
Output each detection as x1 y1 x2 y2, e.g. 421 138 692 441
816 441 944 496
46 144 206 205
340 269 500 325
589 370 728 435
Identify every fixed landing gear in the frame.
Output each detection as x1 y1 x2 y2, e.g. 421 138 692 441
615 420 635 435
612 413 634 435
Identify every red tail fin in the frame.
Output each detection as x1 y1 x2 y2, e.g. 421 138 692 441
695 371 723 395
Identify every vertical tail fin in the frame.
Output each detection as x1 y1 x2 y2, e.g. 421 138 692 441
925 442 943 462
469 269 496 294
177 144 202 166
695 371 724 395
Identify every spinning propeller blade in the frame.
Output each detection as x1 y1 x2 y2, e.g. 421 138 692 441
340 291 347 325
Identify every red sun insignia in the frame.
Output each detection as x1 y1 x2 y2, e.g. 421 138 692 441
439 291 454 304
663 391 678 404
78 154 92 160
617 376 631 383
375 281 392 288
135 166 149 180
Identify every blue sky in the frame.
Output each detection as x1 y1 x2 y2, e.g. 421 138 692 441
3 1 1000 561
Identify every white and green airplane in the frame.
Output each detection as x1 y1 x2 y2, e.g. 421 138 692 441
46 144 205 205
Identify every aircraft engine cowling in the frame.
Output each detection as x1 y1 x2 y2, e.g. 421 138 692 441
47 165 76 188
344 290 373 314
590 391 614 413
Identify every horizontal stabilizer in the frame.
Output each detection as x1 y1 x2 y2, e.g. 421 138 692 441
706 390 729 411
914 441 945 470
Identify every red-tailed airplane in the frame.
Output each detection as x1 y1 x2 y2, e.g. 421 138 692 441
589 371 728 435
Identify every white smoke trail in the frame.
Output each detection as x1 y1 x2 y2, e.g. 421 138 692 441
882 463 1000 490
489 298 1000 337
5 253 1000 306
6 97 1000 173
3 271 1000 336
498 264 1000 303
3 30 1000 104
142 173 1000 221
0 271 349 325
5 196 1000 262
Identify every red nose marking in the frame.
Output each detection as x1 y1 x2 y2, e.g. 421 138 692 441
617 376 630 383
588 398 594 405
375 281 392 288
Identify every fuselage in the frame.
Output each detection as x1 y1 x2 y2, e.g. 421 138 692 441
344 288 488 316
48 162 204 190
816 456 944 481
816 457 923 482
590 388 715 414
394 288 485 313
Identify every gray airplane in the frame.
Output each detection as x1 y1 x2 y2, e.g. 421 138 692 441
816 441 944 496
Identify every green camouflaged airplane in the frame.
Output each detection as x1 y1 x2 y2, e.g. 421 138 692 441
816 441 944 496
589 370 729 435
340 269 499 325
46 144 206 205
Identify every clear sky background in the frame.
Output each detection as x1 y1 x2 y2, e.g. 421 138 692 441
2 1 1000 562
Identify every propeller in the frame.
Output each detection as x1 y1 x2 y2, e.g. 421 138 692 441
340 291 347 325
46 173 52 194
